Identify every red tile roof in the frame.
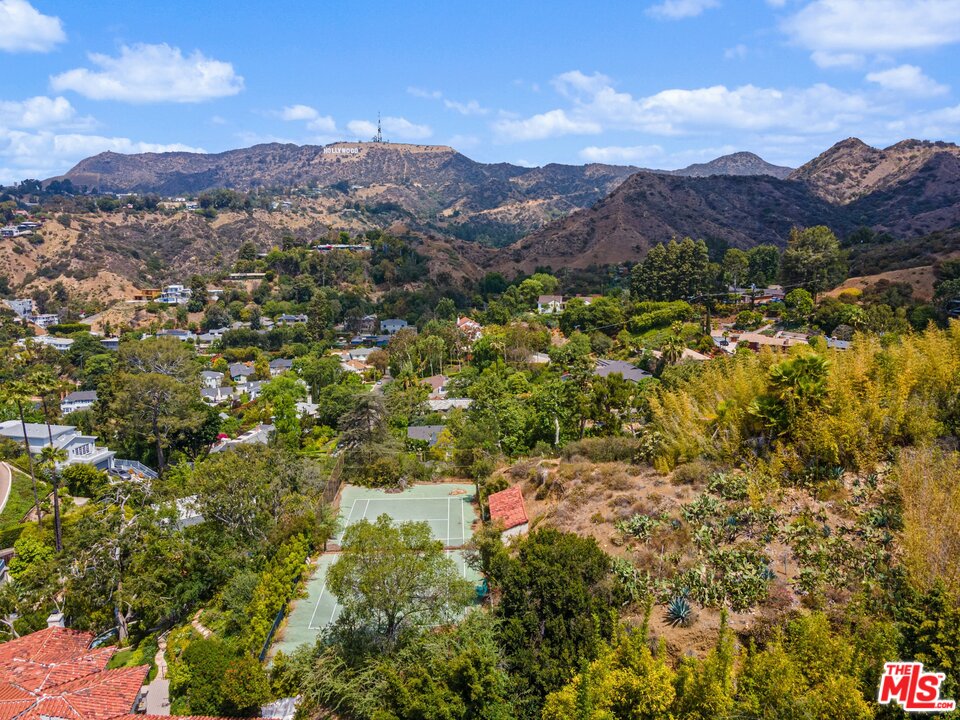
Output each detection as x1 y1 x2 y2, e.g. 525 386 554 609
0 627 243 720
487 486 528 530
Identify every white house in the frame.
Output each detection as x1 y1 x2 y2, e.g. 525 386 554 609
380 318 409 335
158 284 192 305
200 370 224 389
201 386 235 405
60 390 97 415
269 358 294 376
0 421 115 470
4 299 33 318
31 314 59 329
537 295 565 315
210 424 275 453
18 336 73 352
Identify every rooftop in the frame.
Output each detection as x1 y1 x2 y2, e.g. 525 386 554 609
487 486 529 530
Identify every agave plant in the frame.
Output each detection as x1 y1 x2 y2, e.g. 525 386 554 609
666 596 695 627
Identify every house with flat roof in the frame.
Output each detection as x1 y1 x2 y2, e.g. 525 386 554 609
210 423 275 453
0 420 115 470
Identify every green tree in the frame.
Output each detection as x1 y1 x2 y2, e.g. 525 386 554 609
780 226 847 297
783 288 814 326
494 528 623 709
746 244 781 287
722 248 749 288
327 515 473 648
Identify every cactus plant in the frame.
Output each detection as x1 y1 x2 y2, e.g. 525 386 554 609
666 596 695 627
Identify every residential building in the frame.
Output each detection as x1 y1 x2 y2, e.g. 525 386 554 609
60 390 97 414
346 346 378 363
100 337 120 351
487 486 529 539
201 386 235 405
0 624 244 720
456 316 483 342
276 313 308 325
229 362 254 383
736 331 808 352
0 420 115 470
4 298 33 318
527 352 551 365
158 284 192 305
31 313 59 329
537 295 565 315
594 359 652 383
210 423 275 453
243 380 265 402
269 358 294 376
407 425 446 447
359 314 378 334
650 347 710 363
18 335 73 352
156 328 195 342
200 370 224 389
421 374 448 398
381 318 409 335
427 397 473 413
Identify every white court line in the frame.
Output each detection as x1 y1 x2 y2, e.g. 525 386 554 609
363 498 371 521
446 497 451 548
308 577 328 630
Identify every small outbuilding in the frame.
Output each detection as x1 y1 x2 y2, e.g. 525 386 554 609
487 485 529 539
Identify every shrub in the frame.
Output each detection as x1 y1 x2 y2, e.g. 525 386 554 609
671 459 713 486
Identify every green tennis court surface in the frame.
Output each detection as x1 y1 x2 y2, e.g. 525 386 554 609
273 483 481 656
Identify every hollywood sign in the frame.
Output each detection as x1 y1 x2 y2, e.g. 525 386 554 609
323 147 361 155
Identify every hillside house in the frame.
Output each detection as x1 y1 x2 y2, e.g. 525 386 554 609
18 335 73 351
457 316 483 341
594 359 652 383
31 313 59 329
0 421 115 470
200 370 224 389
421 374 448 397
381 318 409 335
229 362 254 383
60 390 97 415
4 298 33 318
537 295 565 314
210 423 275 453
269 358 294 375
158 284 192 305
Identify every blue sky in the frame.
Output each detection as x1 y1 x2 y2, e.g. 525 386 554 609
2 0 960 183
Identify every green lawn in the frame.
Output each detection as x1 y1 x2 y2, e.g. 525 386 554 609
0 464 49 527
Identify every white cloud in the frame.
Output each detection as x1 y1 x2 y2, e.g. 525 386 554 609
51 43 244 103
579 144 664 163
724 44 748 60
866 64 949 97
504 72 874 140
493 109 602 141
810 50 864 68
553 70 614 97
279 104 319 121
307 115 337 133
0 96 80 129
346 116 432 141
443 99 488 116
0 0 64 53
0 128 204 183
407 86 442 99
783 0 960 55
647 0 720 20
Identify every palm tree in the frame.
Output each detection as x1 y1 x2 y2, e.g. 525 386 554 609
38 446 67 551
31 371 66 552
1 380 42 527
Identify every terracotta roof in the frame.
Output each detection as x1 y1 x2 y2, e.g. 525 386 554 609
0 627 239 720
487 486 528 530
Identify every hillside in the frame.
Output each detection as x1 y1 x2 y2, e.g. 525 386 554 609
495 171 848 272
789 137 960 204
668 151 792 179
499 138 960 272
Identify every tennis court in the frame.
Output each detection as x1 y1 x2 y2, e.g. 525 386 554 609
273 483 481 655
